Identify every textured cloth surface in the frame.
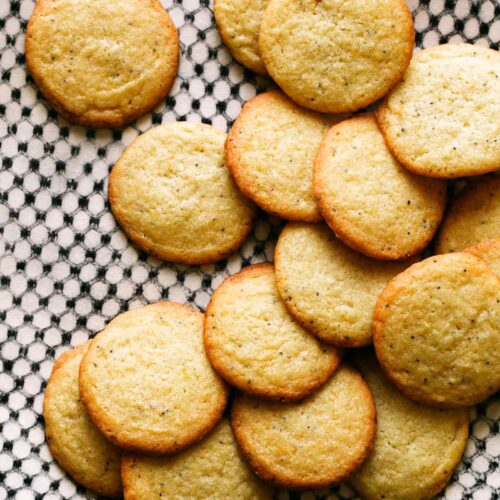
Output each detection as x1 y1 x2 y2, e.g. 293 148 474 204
0 0 499 499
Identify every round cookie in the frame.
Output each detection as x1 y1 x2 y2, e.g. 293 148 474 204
376 44 500 178
350 351 469 500
226 91 336 221
79 302 228 454
275 223 416 347
43 342 122 497
314 114 446 260
121 419 273 499
435 177 500 254
26 0 179 128
258 0 414 113
204 263 341 401
109 122 256 265
465 238 500 278
214 0 269 76
373 253 500 408
231 364 376 489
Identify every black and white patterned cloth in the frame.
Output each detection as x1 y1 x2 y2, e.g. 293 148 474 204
0 0 499 498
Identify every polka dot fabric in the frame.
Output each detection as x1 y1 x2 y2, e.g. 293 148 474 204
0 0 498 499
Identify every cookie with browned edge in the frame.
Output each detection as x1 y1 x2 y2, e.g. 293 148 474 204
259 0 413 113
26 0 179 128
435 177 500 254
79 302 228 455
226 91 337 221
204 263 341 401
231 364 376 489
350 351 469 500
44 342 122 497
214 0 269 76
465 238 500 278
314 114 446 260
275 222 416 347
373 253 500 408
376 44 500 178
109 122 256 265
121 419 273 499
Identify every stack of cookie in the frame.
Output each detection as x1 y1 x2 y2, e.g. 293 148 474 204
28 0 500 498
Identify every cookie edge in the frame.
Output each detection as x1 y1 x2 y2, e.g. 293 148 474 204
43 341 122 498
225 90 323 222
79 301 229 455
25 0 179 128
230 364 377 490
313 114 446 260
108 124 256 265
204 262 341 401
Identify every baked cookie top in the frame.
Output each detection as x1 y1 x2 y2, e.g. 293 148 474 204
376 44 500 178
314 114 446 260
43 342 122 497
350 351 469 500
226 91 336 221
121 419 273 500
214 0 269 75
465 238 500 278
231 364 376 489
435 177 500 254
373 253 500 408
275 223 415 347
204 263 341 401
26 0 179 128
259 0 413 113
109 122 256 265
79 302 228 454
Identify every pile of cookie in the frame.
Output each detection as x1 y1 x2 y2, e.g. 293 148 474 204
26 0 500 498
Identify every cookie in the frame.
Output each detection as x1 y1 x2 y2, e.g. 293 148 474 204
109 122 256 265
376 44 500 178
373 253 500 408
231 364 376 489
43 342 122 497
350 351 469 500
26 0 179 128
258 0 413 113
214 0 269 76
275 223 416 347
226 91 336 222
79 302 228 454
435 177 500 254
204 263 341 401
314 114 446 260
465 238 500 278
121 419 273 499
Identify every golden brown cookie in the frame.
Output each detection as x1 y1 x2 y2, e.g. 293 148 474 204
258 0 414 113
109 122 256 265
26 0 179 128
373 253 500 408
376 44 500 178
231 364 376 489
226 91 337 221
204 263 341 401
314 114 446 260
44 342 122 497
435 177 500 254
79 302 228 455
350 351 469 500
275 223 416 347
121 419 273 500
214 0 269 76
464 238 500 278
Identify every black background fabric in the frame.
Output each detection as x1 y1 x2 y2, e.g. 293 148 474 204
0 0 499 498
